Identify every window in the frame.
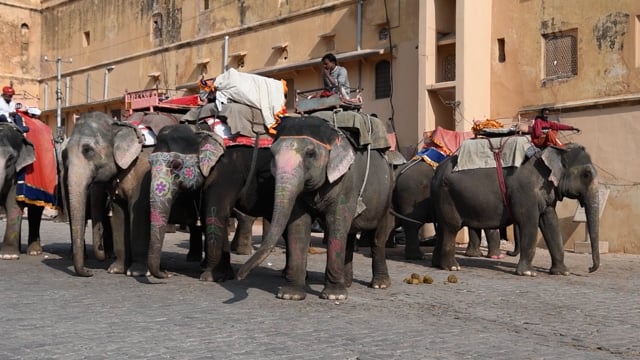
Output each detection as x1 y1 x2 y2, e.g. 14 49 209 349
497 38 506 63
543 30 577 81
379 27 389 41
375 60 391 99
83 31 90 47
203 0 210 10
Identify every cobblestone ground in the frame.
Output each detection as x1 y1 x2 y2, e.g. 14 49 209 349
0 219 638 360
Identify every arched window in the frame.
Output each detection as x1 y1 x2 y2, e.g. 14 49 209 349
375 60 391 99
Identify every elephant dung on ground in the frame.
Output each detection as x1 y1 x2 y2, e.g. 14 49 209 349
238 115 396 301
431 141 599 276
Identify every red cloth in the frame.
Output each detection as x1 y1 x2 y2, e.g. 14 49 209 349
223 135 273 148
161 94 200 106
423 126 475 155
17 112 58 208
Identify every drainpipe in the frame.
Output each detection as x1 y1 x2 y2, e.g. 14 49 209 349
44 82 48 110
357 0 363 51
86 73 91 103
223 35 229 72
65 77 70 106
356 0 363 89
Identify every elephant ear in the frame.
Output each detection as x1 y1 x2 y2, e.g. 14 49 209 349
113 123 143 169
540 146 566 187
327 133 355 183
16 138 36 173
196 131 225 177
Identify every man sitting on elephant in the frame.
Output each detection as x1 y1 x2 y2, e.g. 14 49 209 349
530 108 580 148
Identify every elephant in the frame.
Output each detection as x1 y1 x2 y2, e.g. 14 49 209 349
0 123 48 259
431 142 600 276
63 111 201 277
393 158 504 260
147 124 276 282
237 115 396 301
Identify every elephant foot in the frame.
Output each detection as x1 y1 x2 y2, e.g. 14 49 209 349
488 252 506 260
232 245 253 256
370 274 391 289
320 283 348 300
107 261 126 274
464 248 483 258
549 265 570 276
0 253 20 260
438 258 461 271
277 285 306 300
27 242 43 256
199 266 235 282
404 248 425 260
186 251 202 262
126 263 150 277
515 266 537 277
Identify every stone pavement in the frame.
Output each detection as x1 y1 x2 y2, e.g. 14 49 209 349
0 219 639 360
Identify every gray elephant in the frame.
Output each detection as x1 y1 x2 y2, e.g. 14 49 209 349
147 124 275 282
0 123 47 259
393 158 503 260
238 115 395 301
63 111 201 277
431 142 599 276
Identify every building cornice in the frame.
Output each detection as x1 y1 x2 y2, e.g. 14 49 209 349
39 0 357 82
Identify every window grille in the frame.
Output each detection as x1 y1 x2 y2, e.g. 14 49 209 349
544 32 577 80
375 60 391 99
443 54 455 81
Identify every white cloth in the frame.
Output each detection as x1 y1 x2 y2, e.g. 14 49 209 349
213 68 286 131
0 98 16 120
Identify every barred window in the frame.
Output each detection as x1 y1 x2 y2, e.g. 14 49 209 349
375 60 391 99
544 31 577 81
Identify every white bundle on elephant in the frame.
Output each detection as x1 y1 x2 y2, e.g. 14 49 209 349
213 68 287 134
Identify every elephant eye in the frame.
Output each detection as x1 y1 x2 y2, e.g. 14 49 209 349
170 159 183 172
304 148 316 159
81 143 95 158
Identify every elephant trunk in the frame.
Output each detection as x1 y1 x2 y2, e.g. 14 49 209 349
237 154 303 280
148 163 178 279
584 180 600 273
67 168 92 277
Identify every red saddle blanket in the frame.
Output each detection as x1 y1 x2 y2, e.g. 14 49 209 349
16 113 58 208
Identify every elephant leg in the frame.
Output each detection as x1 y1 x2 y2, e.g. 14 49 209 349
433 226 460 271
320 206 353 301
278 211 311 300
230 210 255 255
539 208 569 275
464 227 483 257
484 228 504 259
370 213 393 289
26 204 44 256
200 206 234 283
515 222 539 277
507 224 520 256
186 222 203 262
344 233 356 288
0 200 23 259
107 202 126 274
402 221 425 260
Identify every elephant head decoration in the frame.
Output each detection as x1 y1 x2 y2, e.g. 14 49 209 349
432 142 599 276
147 125 225 279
